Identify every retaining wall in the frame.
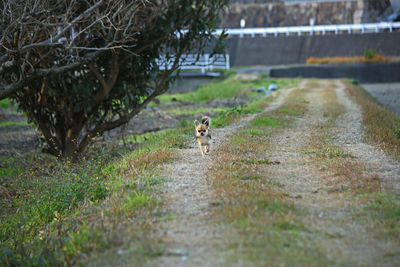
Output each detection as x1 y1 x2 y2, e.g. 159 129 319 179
269 63 400 83
225 32 400 66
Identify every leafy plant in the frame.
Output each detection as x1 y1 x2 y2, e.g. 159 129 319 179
364 49 376 60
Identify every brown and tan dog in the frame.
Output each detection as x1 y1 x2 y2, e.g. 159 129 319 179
194 116 211 156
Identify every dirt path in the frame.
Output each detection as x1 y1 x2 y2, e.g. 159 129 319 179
335 81 400 195
148 85 297 266
265 79 400 266
146 79 399 266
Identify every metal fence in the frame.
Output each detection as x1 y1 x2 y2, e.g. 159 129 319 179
156 54 230 73
212 22 400 37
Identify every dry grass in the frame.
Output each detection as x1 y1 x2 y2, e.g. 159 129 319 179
208 87 329 265
306 54 388 65
344 81 400 159
328 161 380 194
320 86 345 121
303 87 381 194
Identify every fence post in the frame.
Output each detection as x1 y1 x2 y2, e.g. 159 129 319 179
226 54 230 70
204 54 209 73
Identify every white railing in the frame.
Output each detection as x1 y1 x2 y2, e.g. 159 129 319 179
156 54 230 73
284 0 358 4
212 22 400 37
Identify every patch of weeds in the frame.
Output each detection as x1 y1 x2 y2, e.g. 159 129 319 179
158 74 297 105
360 193 400 239
213 106 245 128
122 191 156 212
0 121 28 127
243 128 264 137
280 108 303 116
320 87 345 121
168 107 225 115
251 116 279 127
230 135 247 144
244 95 275 114
240 158 279 165
273 221 305 232
0 122 193 265
158 73 245 103
305 121 379 195
345 80 400 158
167 214 175 220
63 223 108 263
233 173 261 181
265 179 284 188
135 243 165 257
349 78 360 85
177 118 190 128
121 126 193 149
318 144 354 159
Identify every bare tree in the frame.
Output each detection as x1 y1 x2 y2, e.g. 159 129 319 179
0 0 227 158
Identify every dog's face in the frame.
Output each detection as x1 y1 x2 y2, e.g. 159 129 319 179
195 121 209 138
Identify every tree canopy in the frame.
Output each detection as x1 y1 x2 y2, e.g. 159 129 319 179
0 0 228 158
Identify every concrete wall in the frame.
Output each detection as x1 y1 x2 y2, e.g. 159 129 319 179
225 32 400 66
167 76 221 94
269 63 400 83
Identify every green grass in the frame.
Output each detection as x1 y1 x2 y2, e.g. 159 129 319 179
359 193 400 240
158 73 298 104
212 106 245 128
0 121 28 127
122 191 157 212
158 73 246 103
251 116 279 127
168 107 225 115
0 120 195 266
0 98 10 109
280 108 303 116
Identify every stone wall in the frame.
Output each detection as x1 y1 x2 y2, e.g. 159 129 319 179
219 0 393 28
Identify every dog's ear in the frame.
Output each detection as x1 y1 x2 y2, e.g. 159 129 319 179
194 120 200 126
201 116 210 127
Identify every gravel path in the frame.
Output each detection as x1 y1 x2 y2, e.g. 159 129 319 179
148 84 296 266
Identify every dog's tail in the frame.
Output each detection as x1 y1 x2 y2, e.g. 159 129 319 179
201 116 210 127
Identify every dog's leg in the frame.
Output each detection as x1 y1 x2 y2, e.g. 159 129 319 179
197 140 205 156
205 144 210 153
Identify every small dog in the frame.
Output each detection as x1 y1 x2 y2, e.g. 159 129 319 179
194 116 211 156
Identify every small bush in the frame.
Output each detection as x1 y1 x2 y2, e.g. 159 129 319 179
364 49 376 60
306 54 388 65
